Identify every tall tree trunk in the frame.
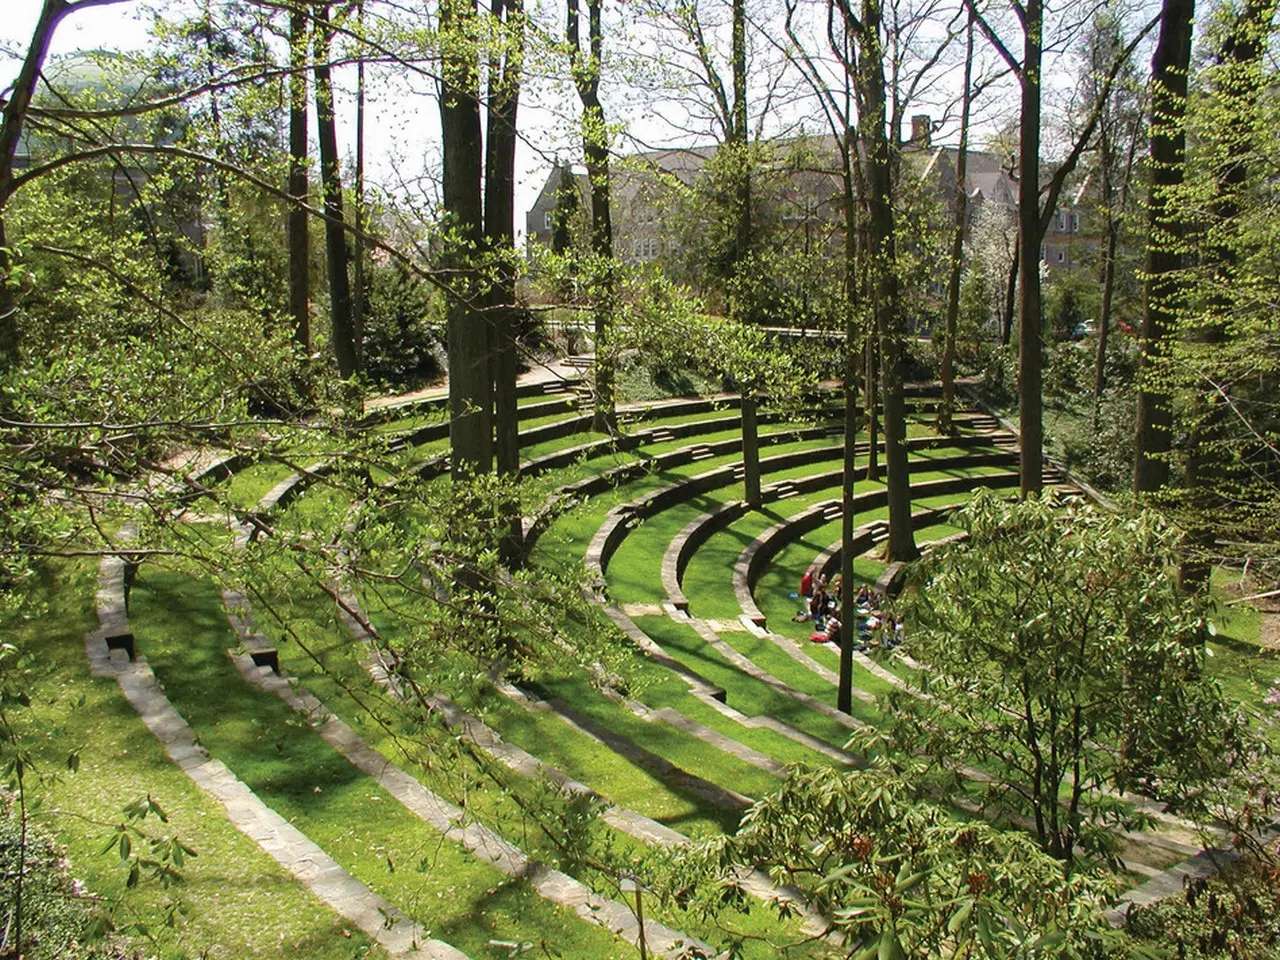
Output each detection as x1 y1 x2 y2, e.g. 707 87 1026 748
287 5 310 363
1134 0 1194 496
1001 236 1018 347
838 307 858 714
313 3 358 379
880 336 916 560
1016 0 1045 497
202 0 231 221
741 393 761 507
441 0 492 475
0 219 13 367
864 334 878 481
1095 152 1116 427
731 0 750 263
486 0 524 563
728 0 759 503
351 0 367 368
740 387 762 505
837 113 862 713
939 15 973 435
568 0 616 435
857 0 917 561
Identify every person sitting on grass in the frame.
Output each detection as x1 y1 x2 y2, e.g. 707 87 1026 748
824 615 841 644
800 566 816 599
857 610 882 647
795 582 826 623
811 584 829 622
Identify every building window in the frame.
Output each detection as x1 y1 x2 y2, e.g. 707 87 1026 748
1070 213 1080 233
630 238 659 260
1040 244 1047 262
1056 250 1066 263
544 212 552 230
1056 212 1066 231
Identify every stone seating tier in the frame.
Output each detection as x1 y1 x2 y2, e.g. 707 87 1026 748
393 394 584 450
735 471 1019 626
358 375 582 428
587 446 1018 583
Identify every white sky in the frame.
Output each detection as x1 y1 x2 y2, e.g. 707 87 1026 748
0 0 567 240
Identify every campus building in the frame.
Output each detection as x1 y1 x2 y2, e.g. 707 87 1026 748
525 116 1092 281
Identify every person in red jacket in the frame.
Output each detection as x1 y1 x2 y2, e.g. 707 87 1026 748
800 566 816 599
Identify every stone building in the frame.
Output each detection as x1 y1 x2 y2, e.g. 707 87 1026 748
525 117 1092 295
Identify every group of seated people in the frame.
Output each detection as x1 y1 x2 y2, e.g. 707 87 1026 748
793 566 904 651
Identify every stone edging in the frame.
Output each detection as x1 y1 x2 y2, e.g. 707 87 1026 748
222 637 710 958
221 515 711 957
332 577 838 942
589 441 1016 590
733 472 1019 629
601 600 863 769
85 535 468 959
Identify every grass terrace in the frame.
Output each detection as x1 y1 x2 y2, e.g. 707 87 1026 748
19 374 1273 959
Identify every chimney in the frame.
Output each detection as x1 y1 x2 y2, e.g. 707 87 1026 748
911 114 932 147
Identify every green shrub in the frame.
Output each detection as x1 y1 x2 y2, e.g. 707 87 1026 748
361 260 445 387
1057 389 1137 491
0 799 113 959
980 344 1016 406
1126 855 1280 958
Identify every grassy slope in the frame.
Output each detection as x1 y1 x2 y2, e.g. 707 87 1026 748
27 387 1280 957
253 574 820 956
12 561 388 960
1206 569 1280 748
128 571 636 960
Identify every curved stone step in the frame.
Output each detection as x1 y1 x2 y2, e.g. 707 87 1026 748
330 578 837 941
87 542 468 959
218 517 709 956
603 603 862 769
734 477 1017 630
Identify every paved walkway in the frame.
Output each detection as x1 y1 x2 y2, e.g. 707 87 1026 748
363 356 588 414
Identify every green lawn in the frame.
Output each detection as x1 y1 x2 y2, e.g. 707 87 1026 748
128 571 639 959
57 379 1274 955
10 561 389 960
1206 569 1280 747
635 615 869 745
230 562 822 957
